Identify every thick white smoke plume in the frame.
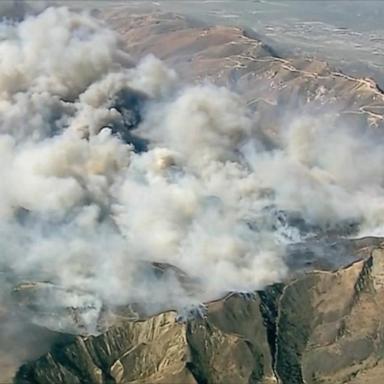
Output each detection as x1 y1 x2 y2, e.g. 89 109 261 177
1 6 384 375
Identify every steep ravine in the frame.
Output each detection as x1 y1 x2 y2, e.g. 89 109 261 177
15 247 384 384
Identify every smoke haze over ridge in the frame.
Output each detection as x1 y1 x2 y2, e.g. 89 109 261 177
1 5 384 378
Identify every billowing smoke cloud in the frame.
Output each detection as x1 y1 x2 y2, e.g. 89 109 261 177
1 5 384 378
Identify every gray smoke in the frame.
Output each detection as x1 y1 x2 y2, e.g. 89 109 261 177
0 0 48 20
1 6 384 379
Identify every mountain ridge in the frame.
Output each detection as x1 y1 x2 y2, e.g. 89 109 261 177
5 9 384 383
